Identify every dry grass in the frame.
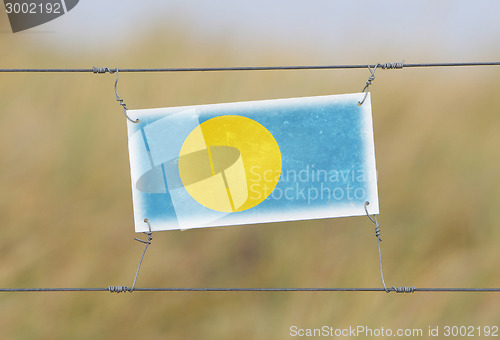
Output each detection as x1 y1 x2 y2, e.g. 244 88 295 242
1 22 500 339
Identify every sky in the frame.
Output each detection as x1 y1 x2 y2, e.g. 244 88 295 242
2 0 500 62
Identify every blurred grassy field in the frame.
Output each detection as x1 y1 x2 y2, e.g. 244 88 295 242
1 21 500 339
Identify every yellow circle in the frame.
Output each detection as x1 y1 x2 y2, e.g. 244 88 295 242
179 115 281 212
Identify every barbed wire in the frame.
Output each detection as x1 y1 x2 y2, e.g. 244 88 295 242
0 61 499 73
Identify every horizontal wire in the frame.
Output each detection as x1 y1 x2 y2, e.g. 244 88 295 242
0 62 500 73
1 287 499 293
1 61 499 295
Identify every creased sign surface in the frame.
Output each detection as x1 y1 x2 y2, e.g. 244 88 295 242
126 93 378 232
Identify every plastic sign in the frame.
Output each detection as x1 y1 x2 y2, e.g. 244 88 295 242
126 93 379 232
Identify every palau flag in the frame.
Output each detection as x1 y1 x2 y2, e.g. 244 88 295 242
126 93 379 232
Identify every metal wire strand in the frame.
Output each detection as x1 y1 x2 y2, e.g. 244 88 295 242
112 68 139 123
358 64 379 105
364 201 416 294
1 60 499 295
1 287 500 293
91 67 139 123
129 219 154 292
2 61 500 73
364 201 389 292
107 219 154 293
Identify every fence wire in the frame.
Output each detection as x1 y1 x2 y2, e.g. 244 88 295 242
0 61 500 73
1 287 499 293
1 60 499 294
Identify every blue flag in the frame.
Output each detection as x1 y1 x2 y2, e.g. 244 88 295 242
127 93 378 232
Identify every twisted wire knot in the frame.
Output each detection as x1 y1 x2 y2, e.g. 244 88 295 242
134 219 153 245
364 201 382 242
364 201 415 294
380 61 404 70
374 222 382 242
92 67 116 74
358 61 404 105
358 65 378 105
362 71 376 93
391 286 416 293
108 286 129 293
93 66 138 122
